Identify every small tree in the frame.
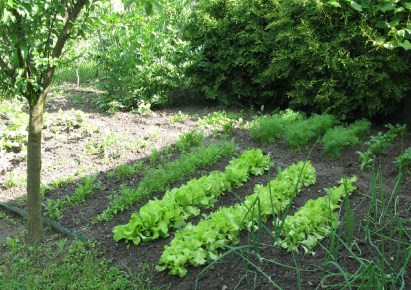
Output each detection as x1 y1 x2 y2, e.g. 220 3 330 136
0 0 99 244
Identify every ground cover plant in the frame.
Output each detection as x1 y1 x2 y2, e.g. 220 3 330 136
322 119 371 158
113 149 270 245
0 236 154 289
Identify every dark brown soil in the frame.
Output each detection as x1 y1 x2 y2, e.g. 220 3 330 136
1 84 410 289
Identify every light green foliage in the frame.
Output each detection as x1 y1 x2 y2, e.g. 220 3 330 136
4 172 26 189
45 175 101 219
276 176 357 253
198 111 242 135
95 0 195 110
108 161 144 180
327 0 411 50
45 109 85 133
95 141 238 222
0 100 28 152
112 149 270 245
251 109 305 142
187 0 410 119
174 130 204 152
0 237 153 289
170 111 190 124
157 160 316 277
395 147 411 174
357 124 407 170
285 114 337 149
323 119 371 157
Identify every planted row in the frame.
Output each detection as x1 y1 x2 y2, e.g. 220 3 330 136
113 149 270 245
252 111 337 149
95 141 237 222
157 160 316 277
275 176 357 253
45 175 101 219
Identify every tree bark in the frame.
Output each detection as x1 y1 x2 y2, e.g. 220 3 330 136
26 92 46 244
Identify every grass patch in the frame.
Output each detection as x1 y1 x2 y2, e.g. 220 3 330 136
0 237 155 289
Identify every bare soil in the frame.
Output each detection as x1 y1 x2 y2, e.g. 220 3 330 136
1 84 410 289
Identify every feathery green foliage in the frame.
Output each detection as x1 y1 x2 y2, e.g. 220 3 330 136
323 119 371 158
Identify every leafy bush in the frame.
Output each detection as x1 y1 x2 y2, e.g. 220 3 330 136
285 114 337 149
95 0 196 110
186 0 410 119
323 119 371 158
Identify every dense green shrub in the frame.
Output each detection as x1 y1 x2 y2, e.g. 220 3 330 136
186 0 411 119
286 114 337 149
323 119 371 158
95 0 195 110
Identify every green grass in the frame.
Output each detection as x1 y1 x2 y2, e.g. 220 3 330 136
53 60 99 85
322 119 371 158
0 236 155 289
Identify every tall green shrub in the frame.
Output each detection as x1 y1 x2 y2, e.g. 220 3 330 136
96 0 195 110
186 0 410 119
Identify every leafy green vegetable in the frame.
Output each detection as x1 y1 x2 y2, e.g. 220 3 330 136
157 160 316 277
113 149 271 244
275 176 357 253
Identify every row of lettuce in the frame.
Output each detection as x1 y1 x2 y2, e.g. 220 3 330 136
111 148 358 277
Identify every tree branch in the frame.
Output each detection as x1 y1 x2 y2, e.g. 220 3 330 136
42 0 88 88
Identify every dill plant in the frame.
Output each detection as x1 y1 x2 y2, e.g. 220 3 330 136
285 114 337 149
322 119 371 158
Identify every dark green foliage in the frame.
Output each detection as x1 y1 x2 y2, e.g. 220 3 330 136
323 119 371 158
286 114 337 149
251 109 305 142
395 147 411 174
186 0 411 119
357 124 407 170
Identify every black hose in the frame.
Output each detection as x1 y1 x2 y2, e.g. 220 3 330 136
0 201 88 241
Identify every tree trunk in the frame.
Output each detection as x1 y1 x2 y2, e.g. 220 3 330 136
26 92 46 244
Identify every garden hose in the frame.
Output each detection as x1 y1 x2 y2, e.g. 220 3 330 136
0 201 88 241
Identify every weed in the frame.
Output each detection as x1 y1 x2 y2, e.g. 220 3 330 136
4 172 26 189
